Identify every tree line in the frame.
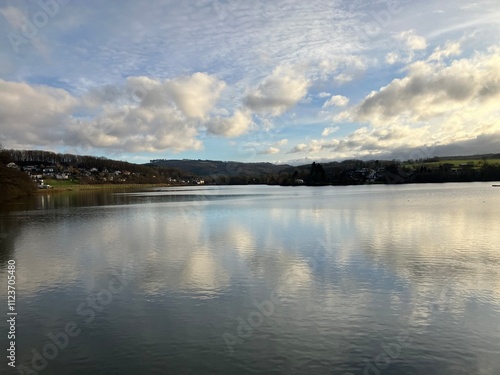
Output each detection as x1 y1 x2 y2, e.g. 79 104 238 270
0 148 189 181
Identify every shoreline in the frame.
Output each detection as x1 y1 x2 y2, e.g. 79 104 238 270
31 179 500 195
36 183 175 193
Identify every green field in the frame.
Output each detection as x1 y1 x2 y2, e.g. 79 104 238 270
37 180 175 193
404 158 500 169
43 178 80 187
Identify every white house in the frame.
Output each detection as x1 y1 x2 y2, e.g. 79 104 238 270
55 173 69 180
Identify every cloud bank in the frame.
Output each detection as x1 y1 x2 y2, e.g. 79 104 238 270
1 0 499 162
289 47 500 161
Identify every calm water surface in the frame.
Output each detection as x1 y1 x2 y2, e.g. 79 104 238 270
1 183 499 374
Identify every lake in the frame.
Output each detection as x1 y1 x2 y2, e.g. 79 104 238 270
1 183 500 374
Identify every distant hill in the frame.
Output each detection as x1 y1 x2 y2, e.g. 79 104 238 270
147 159 291 177
2 147 498 190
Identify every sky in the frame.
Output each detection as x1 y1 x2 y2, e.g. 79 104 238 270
0 0 499 165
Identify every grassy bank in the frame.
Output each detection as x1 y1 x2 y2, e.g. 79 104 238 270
38 181 174 193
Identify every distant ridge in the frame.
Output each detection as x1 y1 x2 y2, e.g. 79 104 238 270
148 153 500 177
147 159 291 177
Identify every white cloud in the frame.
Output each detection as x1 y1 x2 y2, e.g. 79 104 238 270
92 72 226 120
2 1 500 160
273 139 288 146
321 126 339 137
206 109 253 138
385 30 428 66
1 72 243 153
0 80 77 148
244 66 311 115
66 104 204 153
321 46 500 160
322 95 349 108
397 30 427 51
385 51 400 65
349 47 500 125
460 3 480 10
308 139 324 153
258 146 280 155
286 124 433 160
317 55 366 83
428 41 462 62
69 72 229 152
164 73 226 119
287 143 308 153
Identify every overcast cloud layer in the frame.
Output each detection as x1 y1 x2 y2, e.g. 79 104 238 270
0 0 499 163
